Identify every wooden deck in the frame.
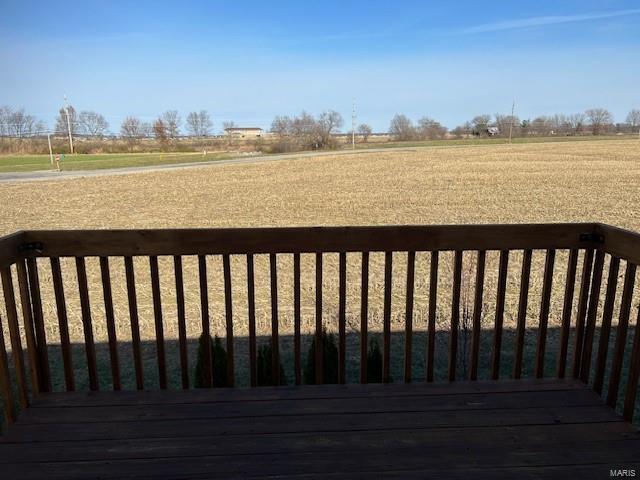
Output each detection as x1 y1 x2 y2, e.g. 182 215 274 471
1 379 638 479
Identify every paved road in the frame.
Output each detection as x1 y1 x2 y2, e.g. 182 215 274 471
0 147 419 183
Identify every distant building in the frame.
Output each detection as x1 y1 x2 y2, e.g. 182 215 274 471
487 127 500 136
224 127 263 138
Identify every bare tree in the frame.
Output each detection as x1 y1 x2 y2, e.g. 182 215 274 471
186 110 213 137
153 119 169 148
567 113 586 134
417 117 447 140
0 106 11 136
55 105 78 136
270 115 292 137
585 108 613 135
4 108 44 137
626 109 640 128
78 111 109 137
222 120 237 132
316 110 343 147
357 123 372 142
120 116 143 139
162 110 181 138
389 114 416 141
494 114 520 137
471 115 491 136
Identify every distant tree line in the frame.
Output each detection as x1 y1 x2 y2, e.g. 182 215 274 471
269 110 343 152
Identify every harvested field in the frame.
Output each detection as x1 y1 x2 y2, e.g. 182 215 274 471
1 139 639 387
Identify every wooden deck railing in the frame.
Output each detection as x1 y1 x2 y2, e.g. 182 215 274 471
0 223 639 429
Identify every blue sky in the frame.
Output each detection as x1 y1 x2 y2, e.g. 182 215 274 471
1 0 639 132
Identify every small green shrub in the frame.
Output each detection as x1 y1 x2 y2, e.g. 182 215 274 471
256 342 286 386
367 338 384 383
303 329 339 384
194 334 228 388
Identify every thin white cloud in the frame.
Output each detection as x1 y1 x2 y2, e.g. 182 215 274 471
458 8 640 34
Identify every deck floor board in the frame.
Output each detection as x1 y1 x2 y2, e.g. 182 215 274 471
1 379 638 479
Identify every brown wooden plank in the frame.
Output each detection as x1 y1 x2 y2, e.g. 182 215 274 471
490 250 508 380
197 255 212 388
383 251 393 384
30 379 588 407
173 256 189 390
556 248 578 379
293 253 301 386
449 251 463 382
149 256 167 390
23 223 600 257
572 249 594 378
360 252 369 384
470 250 486 381
427 251 438 383
124 257 144 390
403 251 415 383
99 257 121 390
606 262 636 407
0 311 15 426
26 258 51 393
49 257 75 392
75 257 99 391
223 254 235 387
513 249 532 379
595 223 640 265
0 231 24 271
623 302 640 421
246 254 257 387
15 260 40 395
1 267 29 408
579 250 605 383
17 388 604 424
268 253 279 386
534 249 555 379
593 256 620 394
338 252 347 384
315 252 323 385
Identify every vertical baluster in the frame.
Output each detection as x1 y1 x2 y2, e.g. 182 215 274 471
573 249 594 378
76 257 99 391
360 252 369 384
124 257 144 390
223 254 235 387
149 256 167 389
557 249 578 378
315 252 323 385
593 256 620 394
0 311 15 426
246 254 257 387
173 256 189 389
606 263 636 408
16 260 40 395
623 303 640 421
470 250 486 381
268 253 279 386
198 255 212 388
293 253 301 386
1 267 28 407
403 252 416 383
579 250 605 383
534 249 556 379
27 258 51 392
449 251 463 382
513 249 532 379
100 257 120 390
338 252 347 384
383 252 393 384
427 251 439 382
491 250 509 380
50 257 75 391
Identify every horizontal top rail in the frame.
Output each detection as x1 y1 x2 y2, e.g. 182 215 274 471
0 223 609 261
595 223 640 265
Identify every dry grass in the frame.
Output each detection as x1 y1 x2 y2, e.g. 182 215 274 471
1 139 639 387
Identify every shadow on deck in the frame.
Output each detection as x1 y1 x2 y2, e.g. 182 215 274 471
1 379 639 479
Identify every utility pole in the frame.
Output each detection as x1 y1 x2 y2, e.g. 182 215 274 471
351 98 356 150
64 95 74 154
508 99 515 144
47 133 54 167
